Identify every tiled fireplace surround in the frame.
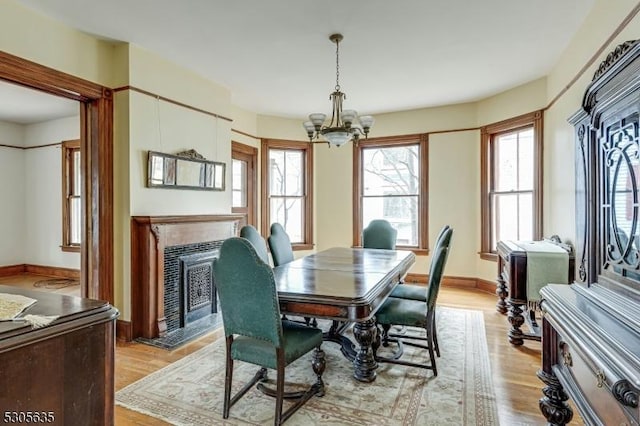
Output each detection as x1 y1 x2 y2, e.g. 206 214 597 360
130 215 245 340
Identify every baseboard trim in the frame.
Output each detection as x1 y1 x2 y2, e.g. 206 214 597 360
116 319 133 342
404 273 427 284
25 264 80 279
477 278 497 294
404 273 495 294
443 275 479 288
0 264 27 277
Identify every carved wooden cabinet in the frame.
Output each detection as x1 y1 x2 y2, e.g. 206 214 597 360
538 41 640 425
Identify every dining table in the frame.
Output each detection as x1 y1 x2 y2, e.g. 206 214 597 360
272 247 416 382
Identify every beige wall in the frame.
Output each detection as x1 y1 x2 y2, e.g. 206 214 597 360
544 0 640 247
2 0 640 321
112 45 234 320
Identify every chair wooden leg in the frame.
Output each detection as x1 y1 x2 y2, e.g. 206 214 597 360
426 317 438 377
381 324 391 347
312 347 326 397
432 317 440 357
274 361 285 426
223 337 234 419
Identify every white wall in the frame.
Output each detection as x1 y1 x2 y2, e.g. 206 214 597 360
0 121 25 265
0 116 80 269
128 93 231 216
23 116 80 269
113 44 236 320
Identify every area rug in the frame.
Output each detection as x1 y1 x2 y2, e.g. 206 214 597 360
116 307 499 425
33 278 79 289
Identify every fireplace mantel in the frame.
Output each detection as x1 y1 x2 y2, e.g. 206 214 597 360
130 214 245 339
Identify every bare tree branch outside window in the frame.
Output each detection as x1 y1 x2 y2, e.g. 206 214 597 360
363 145 420 246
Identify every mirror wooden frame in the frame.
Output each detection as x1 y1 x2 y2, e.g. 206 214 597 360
147 150 225 191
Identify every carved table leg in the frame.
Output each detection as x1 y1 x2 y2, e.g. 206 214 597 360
537 369 573 426
496 273 508 314
352 319 378 382
507 299 525 345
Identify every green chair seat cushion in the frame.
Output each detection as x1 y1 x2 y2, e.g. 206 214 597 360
389 284 427 301
231 320 323 370
376 298 428 328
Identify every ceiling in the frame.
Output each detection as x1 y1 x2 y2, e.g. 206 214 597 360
6 0 596 124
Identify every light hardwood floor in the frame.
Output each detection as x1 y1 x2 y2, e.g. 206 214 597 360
0 274 80 297
0 275 581 425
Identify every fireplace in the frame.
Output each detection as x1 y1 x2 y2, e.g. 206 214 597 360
131 214 245 340
179 249 219 327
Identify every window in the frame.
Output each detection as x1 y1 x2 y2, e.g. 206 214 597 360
231 142 257 227
354 134 428 252
62 139 81 251
261 139 313 249
480 111 543 259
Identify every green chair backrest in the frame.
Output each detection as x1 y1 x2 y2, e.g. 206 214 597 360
240 225 270 265
425 244 450 311
268 223 294 266
213 237 283 347
425 228 453 309
433 225 451 252
362 219 398 250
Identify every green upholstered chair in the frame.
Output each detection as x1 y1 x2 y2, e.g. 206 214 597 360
387 226 452 357
240 224 270 265
213 237 326 425
374 243 450 376
362 219 398 250
268 223 295 267
267 223 316 326
390 226 452 301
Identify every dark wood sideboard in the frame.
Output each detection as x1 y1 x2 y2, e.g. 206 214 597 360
496 240 574 346
0 285 119 425
538 41 640 425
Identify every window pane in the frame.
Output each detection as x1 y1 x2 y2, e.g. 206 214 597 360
518 129 534 190
285 151 303 196
492 192 534 249
269 149 303 196
232 159 247 208
72 149 81 196
518 193 533 241
70 196 81 245
270 197 303 243
494 133 518 192
363 145 419 196
269 150 285 195
493 193 518 248
363 195 418 246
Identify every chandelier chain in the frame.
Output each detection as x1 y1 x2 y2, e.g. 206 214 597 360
335 37 340 92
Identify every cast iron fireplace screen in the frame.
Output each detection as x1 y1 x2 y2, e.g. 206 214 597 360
147 149 225 191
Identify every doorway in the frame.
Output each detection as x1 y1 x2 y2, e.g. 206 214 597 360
0 50 113 302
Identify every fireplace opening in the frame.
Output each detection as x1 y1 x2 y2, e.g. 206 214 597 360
179 250 219 327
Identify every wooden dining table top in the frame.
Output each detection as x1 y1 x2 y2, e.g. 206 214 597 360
273 247 415 321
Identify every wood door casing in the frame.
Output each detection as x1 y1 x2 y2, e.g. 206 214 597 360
232 141 258 229
0 50 113 303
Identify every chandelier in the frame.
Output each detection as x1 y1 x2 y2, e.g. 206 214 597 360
303 34 374 147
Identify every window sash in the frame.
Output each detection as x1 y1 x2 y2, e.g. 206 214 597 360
62 139 81 251
480 111 542 259
353 134 428 251
261 139 313 249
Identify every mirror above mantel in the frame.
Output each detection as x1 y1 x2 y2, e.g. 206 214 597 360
147 149 226 191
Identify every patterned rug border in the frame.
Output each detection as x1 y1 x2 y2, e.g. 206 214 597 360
116 307 499 425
